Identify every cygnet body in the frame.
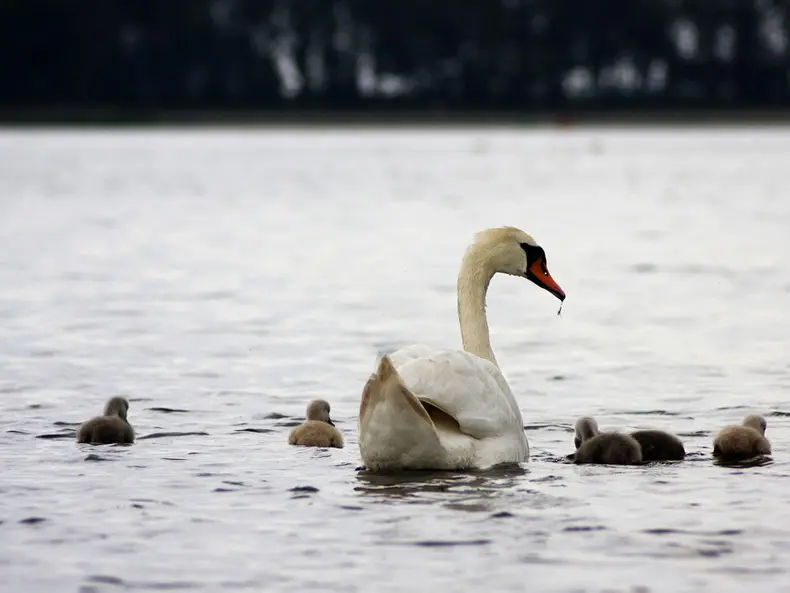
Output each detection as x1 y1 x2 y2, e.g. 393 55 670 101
573 416 642 465
77 397 135 444
288 399 344 448
630 429 686 461
713 414 771 460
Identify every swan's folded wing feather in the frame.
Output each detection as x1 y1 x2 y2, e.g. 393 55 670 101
393 348 524 440
388 344 438 368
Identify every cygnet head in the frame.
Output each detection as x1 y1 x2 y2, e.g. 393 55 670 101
743 414 767 435
104 396 130 419
306 399 334 426
574 416 600 448
466 227 565 301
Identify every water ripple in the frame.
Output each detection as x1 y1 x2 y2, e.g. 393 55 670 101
0 127 789 593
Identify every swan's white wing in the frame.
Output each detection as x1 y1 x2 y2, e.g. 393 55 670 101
388 344 438 368
390 346 524 440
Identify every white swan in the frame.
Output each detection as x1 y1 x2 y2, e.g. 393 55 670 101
358 226 565 471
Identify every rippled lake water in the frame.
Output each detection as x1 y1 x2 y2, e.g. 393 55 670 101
1 126 789 593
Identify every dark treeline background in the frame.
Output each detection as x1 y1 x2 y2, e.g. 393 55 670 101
1 0 790 117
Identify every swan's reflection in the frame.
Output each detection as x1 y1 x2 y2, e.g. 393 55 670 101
712 455 773 468
353 464 529 512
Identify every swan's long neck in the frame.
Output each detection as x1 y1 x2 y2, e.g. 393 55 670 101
457 248 498 368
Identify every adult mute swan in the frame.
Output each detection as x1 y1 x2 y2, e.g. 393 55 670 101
358 226 565 471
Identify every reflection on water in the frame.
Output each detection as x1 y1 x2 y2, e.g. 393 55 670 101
712 456 774 469
0 127 789 593
355 465 529 508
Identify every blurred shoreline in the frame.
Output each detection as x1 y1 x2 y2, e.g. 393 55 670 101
2 109 790 127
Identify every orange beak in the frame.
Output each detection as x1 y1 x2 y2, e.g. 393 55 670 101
527 257 566 301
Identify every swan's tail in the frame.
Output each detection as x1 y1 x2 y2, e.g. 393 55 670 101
359 355 430 425
358 355 442 471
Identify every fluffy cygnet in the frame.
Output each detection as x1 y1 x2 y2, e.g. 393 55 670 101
77 396 135 444
288 399 344 448
713 414 771 460
629 429 686 461
573 416 642 465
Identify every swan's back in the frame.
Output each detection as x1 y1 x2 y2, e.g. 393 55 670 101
713 427 771 459
390 346 525 440
713 414 770 460
77 416 135 444
574 433 642 465
358 352 527 470
289 421 344 448
630 429 686 461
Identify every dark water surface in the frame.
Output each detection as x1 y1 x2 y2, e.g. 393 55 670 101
0 127 788 593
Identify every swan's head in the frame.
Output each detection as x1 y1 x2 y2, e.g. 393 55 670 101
306 398 335 426
471 226 565 301
104 396 130 419
574 416 599 448
743 414 767 435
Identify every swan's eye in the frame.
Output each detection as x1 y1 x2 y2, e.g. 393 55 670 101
521 243 549 277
